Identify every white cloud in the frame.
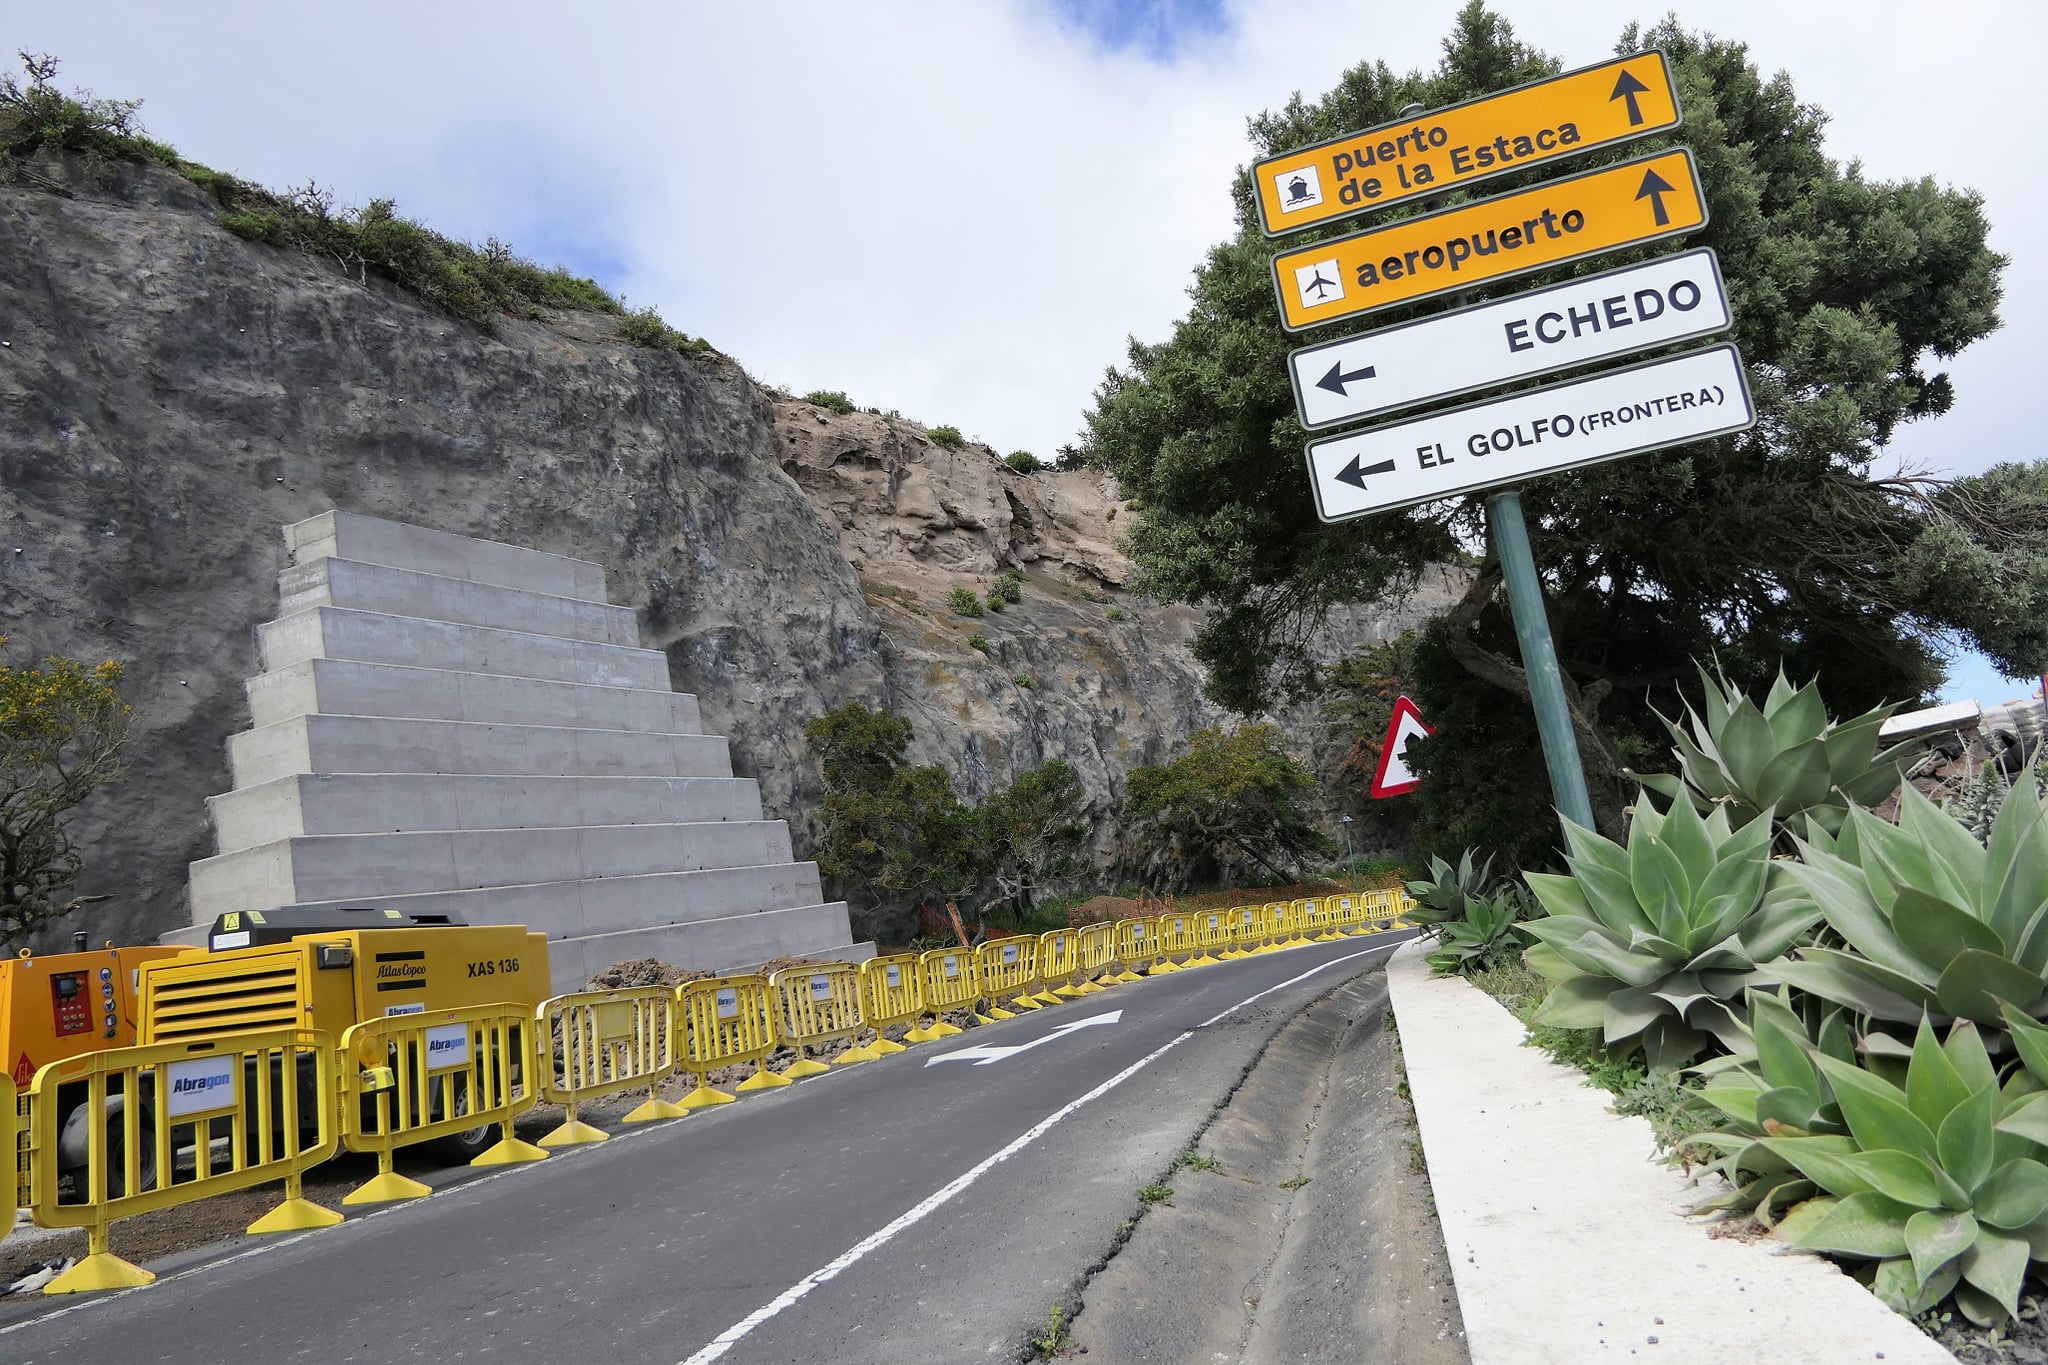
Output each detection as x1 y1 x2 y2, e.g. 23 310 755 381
12 1 2037 469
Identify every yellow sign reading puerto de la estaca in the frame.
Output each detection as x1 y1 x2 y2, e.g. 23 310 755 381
1268 148 1707 333
1253 51 1680 237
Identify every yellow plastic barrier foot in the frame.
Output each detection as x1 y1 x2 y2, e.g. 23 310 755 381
45 1250 153 1295
1033 990 1065 1006
830 1048 872 1067
539 1117 611 1146
1154 960 1181 973
345 1170 434 1205
928 1019 963 1036
1054 985 1087 999
867 1036 906 1055
677 1082 738 1109
784 1053 831 1078
471 1136 550 1166
1010 995 1041 1011
249 1196 345 1233
1113 968 1141 983
903 1024 936 1043
986 1004 1016 1019
622 1096 690 1123
974 1012 998 1025
736 1065 793 1092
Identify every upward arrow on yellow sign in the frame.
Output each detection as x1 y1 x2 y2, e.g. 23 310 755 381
1253 51 1681 237
1268 148 1707 333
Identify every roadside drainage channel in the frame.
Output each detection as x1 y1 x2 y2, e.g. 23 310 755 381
1386 939 1953 1364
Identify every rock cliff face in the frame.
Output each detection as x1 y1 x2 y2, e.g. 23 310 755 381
0 153 1454 948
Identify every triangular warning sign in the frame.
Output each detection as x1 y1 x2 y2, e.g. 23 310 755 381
1370 696 1435 798
12 1052 31 1088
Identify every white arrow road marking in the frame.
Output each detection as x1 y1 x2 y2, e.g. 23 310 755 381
923 1010 1123 1066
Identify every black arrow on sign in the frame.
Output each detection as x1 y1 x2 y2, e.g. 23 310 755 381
1334 455 1397 491
1610 69 1651 126
1636 166 1676 226
1315 359 1377 397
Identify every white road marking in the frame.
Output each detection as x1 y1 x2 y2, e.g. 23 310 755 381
922 1009 1123 1066
675 938 1406 1364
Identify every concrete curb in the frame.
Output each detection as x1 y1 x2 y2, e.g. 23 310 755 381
1386 940 1956 1364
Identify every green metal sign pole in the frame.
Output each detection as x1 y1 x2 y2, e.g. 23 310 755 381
1485 487 1597 831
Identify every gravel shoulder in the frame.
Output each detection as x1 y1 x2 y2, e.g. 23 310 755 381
1065 966 1466 1364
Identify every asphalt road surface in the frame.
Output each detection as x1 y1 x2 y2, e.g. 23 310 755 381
0 932 1415 1364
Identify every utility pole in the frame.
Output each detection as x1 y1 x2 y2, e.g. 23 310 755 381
1340 814 1358 892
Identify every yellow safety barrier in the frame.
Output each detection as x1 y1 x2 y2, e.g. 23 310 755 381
339 1003 546 1203
1251 902 1288 953
769 963 869 1078
1038 930 1081 1003
28 1028 342 1293
854 954 925 1054
1225 905 1262 957
1152 913 1197 971
8 1071 22 1226
1190 911 1232 965
1075 922 1114 991
1319 893 1363 938
916 948 978 1038
1285 898 1317 947
976 936 1042 1019
1112 917 1154 981
676 974 784 1105
1300 897 1339 942
534 987 685 1148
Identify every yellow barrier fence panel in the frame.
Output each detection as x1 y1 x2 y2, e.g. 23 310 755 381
1252 902 1287 954
1302 897 1335 942
1155 913 1197 971
1038 930 1079 1003
534 987 683 1148
1225 906 1260 957
854 954 925 1053
1111 917 1152 981
976 937 1041 1018
339 1004 545 1203
7 1071 20 1232
675 974 783 1105
917 949 977 1037
28 1027 343 1292
1075 922 1114 992
1321 893 1361 938
769 963 868 1077
1286 898 1317 947
1194 911 1233 965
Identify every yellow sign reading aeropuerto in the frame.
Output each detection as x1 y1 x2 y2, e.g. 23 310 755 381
1253 51 1680 237
1268 148 1706 333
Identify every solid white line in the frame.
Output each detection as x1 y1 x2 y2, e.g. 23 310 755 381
675 937 1405 1365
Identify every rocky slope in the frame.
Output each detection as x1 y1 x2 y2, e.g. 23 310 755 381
0 152 1455 948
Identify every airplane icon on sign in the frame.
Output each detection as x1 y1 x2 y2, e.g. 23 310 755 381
1304 270 1338 299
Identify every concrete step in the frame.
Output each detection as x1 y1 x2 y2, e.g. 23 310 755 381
208 773 767 851
258 607 670 690
227 714 733 788
184 862 833 950
246 658 700 734
189 823 804 917
286 510 607 600
279 558 638 646
161 903 870 994
547 908 872 994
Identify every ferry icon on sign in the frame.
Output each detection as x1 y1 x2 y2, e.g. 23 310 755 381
1278 165 1323 211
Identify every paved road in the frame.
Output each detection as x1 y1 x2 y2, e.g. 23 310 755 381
0 933 1414 1364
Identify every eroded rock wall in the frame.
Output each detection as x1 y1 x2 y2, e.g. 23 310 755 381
0 153 1452 948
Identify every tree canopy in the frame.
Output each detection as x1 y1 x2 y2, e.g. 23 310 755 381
1122 723 1334 889
1079 3 2036 868
1 641 131 947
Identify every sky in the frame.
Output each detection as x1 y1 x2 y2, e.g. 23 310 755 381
11 0 2044 706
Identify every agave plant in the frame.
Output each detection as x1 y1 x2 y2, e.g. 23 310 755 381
1768 1015 2048 1326
1522 795 1821 1070
1770 770 2048 1042
1682 989 1851 1221
1629 663 1914 842
1423 885 1529 976
1402 849 1496 929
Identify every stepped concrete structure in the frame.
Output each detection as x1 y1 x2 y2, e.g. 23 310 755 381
177 511 869 990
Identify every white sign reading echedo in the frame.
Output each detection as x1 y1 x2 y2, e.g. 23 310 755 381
165 1054 238 1119
1307 344 1756 522
424 1023 471 1072
1289 248 1731 430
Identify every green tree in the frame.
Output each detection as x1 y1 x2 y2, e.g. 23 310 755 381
1 641 132 946
1123 725 1335 889
803 704 981 918
978 760 1090 915
1078 4 2025 862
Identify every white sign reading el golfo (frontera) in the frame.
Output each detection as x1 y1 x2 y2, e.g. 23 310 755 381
1307 344 1755 522
1289 248 1731 430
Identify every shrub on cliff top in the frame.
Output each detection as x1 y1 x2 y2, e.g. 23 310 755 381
804 390 856 414
1005 450 1042 472
928 426 966 450
946 587 983 617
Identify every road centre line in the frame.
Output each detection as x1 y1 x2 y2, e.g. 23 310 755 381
676 937 1407 1365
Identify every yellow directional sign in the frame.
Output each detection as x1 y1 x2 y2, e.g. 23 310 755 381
1269 148 1706 333
1252 51 1680 237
